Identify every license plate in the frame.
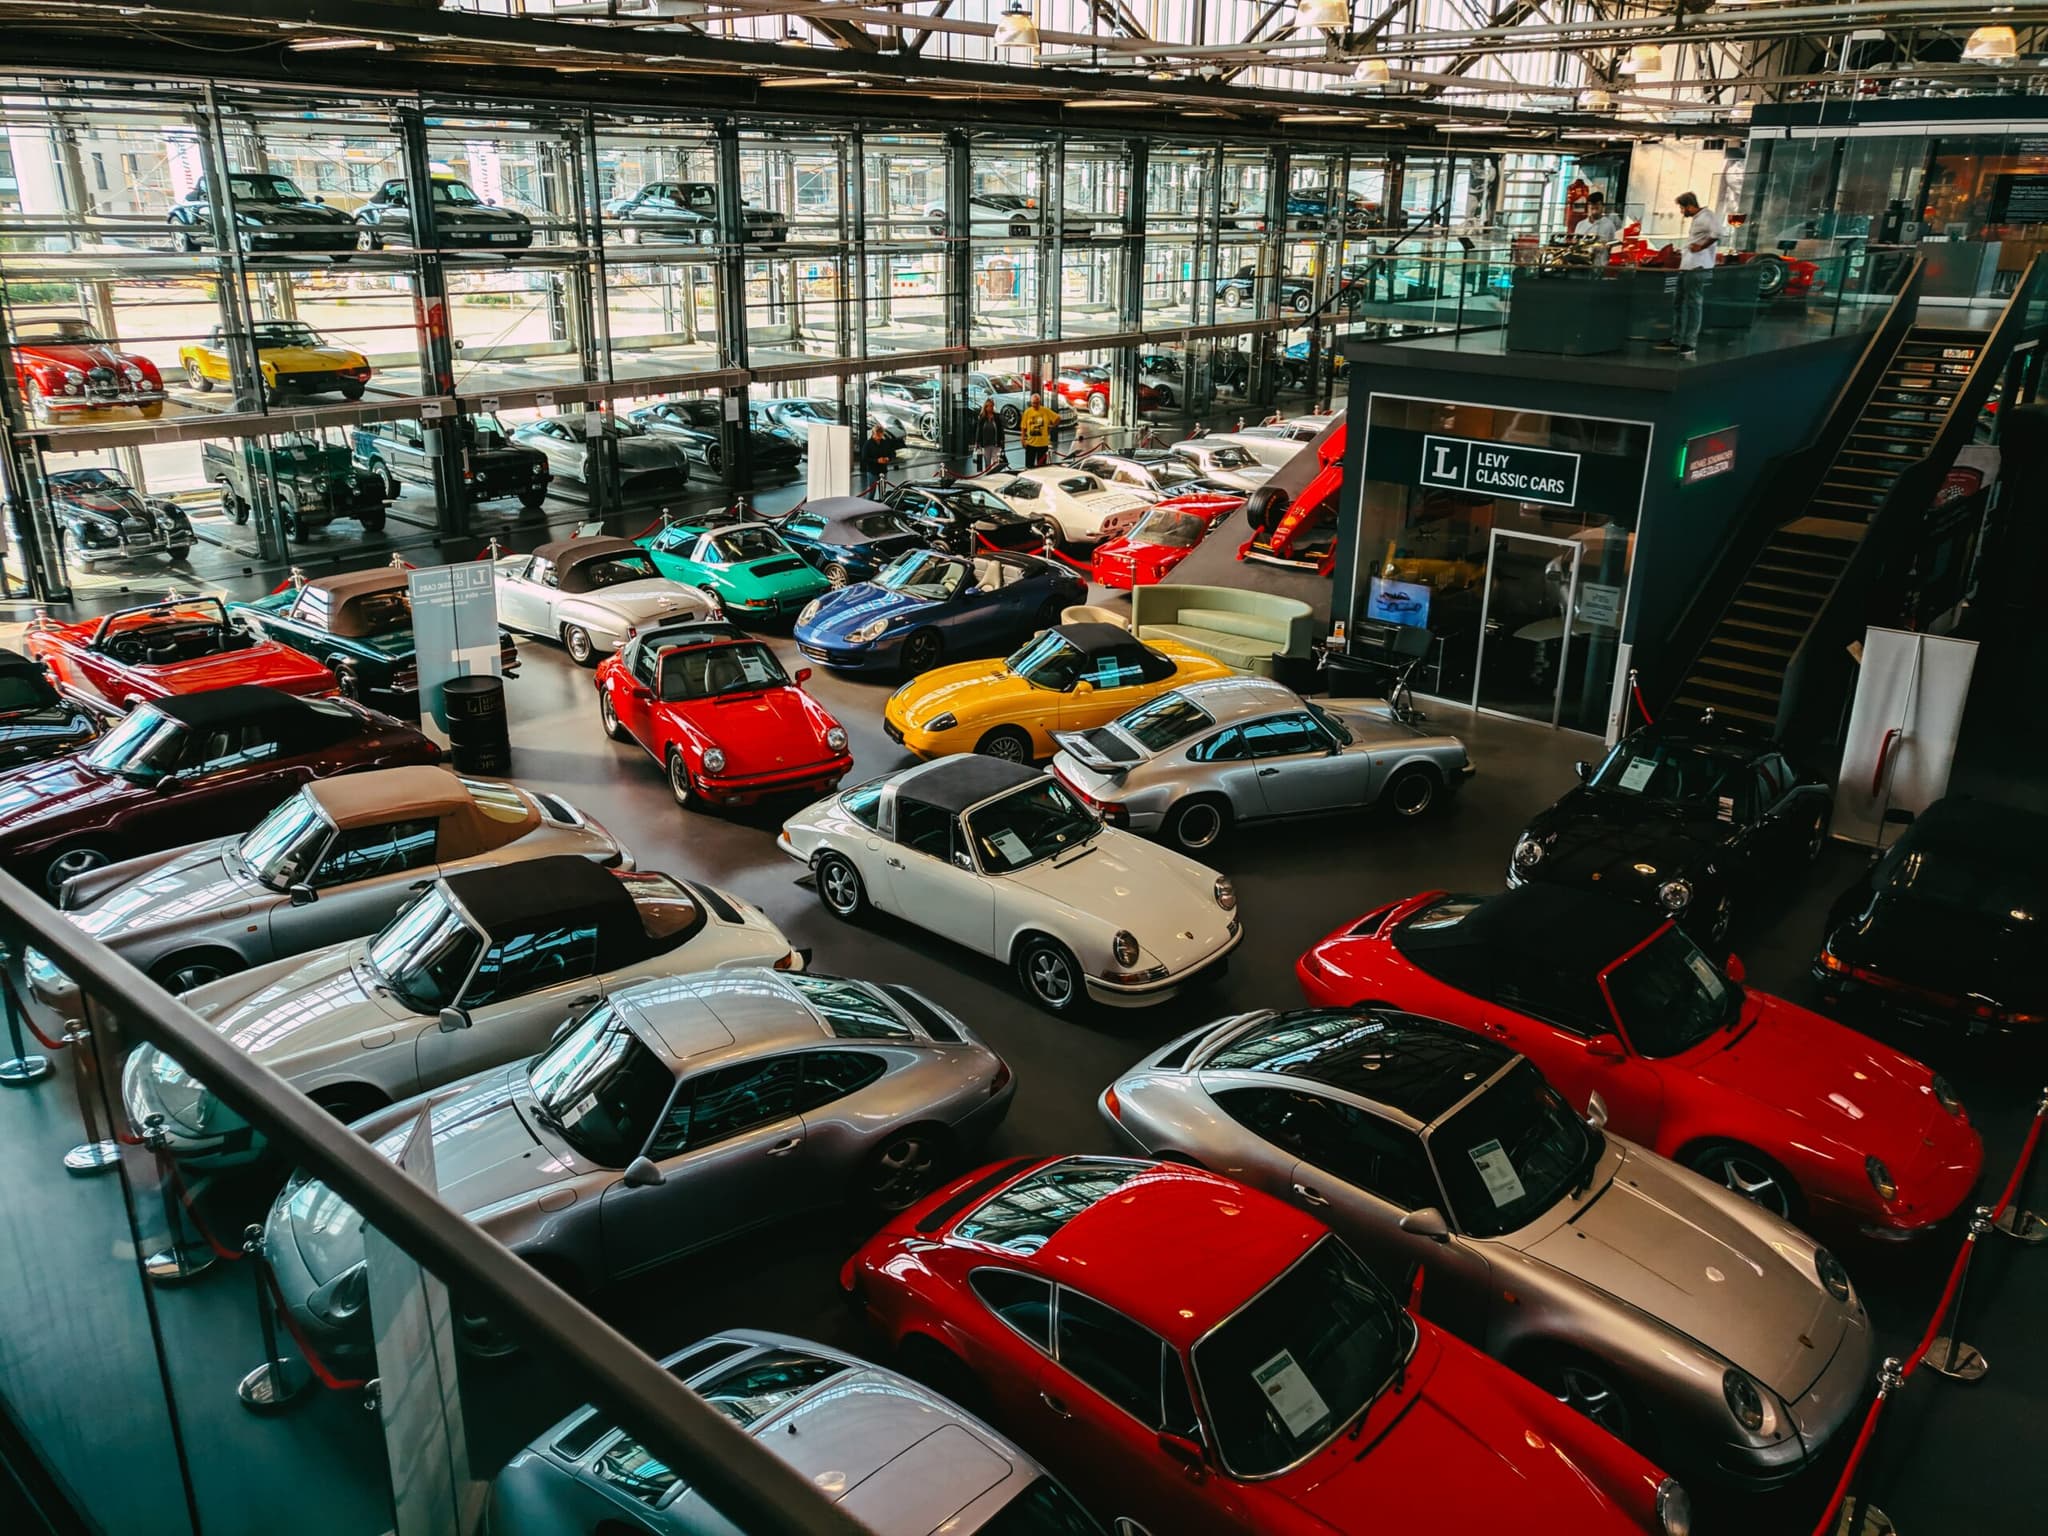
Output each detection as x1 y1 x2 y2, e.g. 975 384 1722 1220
883 721 904 744
124 534 156 546
490 232 517 243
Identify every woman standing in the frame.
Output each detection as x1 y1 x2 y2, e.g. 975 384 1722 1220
972 397 1007 472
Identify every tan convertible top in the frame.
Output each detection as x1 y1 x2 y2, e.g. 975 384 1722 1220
305 765 539 860
296 568 411 637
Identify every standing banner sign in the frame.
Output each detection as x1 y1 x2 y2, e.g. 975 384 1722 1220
809 422 854 499
1835 627 1979 848
409 562 502 731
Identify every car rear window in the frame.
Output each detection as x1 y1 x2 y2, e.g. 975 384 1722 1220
954 1158 1147 1255
882 984 962 1041
1116 691 1213 752
782 973 912 1038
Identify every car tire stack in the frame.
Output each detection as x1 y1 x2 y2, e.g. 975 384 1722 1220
442 675 510 774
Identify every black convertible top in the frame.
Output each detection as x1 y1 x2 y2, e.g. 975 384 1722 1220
800 496 899 538
148 685 321 728
0 648 41 677
1051 622 1136 658
442 854 634 946
898 756 1042 815
1392 886 1664 1026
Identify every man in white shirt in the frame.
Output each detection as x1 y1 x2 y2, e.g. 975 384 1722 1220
1578 191 1623 245
1660 191 1724 357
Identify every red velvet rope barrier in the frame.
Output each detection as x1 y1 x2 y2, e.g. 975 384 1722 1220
1629 672 1654 726
158 1154 245 1263
258 1259 368 1392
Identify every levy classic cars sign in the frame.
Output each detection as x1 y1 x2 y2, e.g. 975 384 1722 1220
1419 434 1581 508
1682 427 1739 485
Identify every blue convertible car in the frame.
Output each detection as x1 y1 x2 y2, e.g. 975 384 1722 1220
773 495 925 587
795 547 1084 676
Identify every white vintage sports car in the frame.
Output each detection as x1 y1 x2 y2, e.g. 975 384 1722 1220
960 466 1150 547
120 853 800 1163
494 535 718 664
778 756 1240 1014
1169 438 1277 491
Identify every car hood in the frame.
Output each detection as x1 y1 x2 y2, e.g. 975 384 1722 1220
674 687 835 775
1512 1141 1845 1398
242 201 353 225
68 842 259 940
571 579 712 625
434 206 529 228
801 582 925 639
191 943 412 1067
55 488 158 524
725 555 823 597
1067 489 1151 520
1001 830 1231 972
1522 792 1727 896
0 753 129 843
258 344 364 370
0 706 100 771
891 659 1031 729
24 343 148 374
145 644 334 695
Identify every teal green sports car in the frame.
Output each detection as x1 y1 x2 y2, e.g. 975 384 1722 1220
637 519 831 623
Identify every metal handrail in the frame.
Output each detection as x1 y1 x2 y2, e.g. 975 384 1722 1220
0 866 871 1536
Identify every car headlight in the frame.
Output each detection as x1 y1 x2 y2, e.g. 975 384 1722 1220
145 1048 217 1133
701 747 728 776
925 712 958 734
1930 1074 1964 1117
1655 1478 1691 1536
1658 878 1693 912
848 618 889 644
121 364 143 382
1815 1248 1853 1304
1866 1155 1897 1202
798 599 821 625
23 947 65 989
1722 1368 1766 1433
1511 835 1543 870
307 1260 369 1324
1214 876 1236 912
824 727 848 753
1112 930 1140 967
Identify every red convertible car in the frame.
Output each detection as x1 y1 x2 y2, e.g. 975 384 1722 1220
596 618 851 810
0 684 438 899
26 598 336 711
1089 505 1213 589
1297 887 1981 1239
843 1156 1686 1536
10 317 168 422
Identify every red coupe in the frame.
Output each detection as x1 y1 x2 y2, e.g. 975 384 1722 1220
1089 505 1213 589
1050 366 1166 418
843 1156 1686 1536
595 618 851 810
26 598 336 712
1298 887 1981 1239
10 317 168 423
0 684 438 899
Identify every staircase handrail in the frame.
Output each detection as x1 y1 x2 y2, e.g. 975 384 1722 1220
1640 258 1925 712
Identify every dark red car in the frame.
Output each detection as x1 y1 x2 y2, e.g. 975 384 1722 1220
0 649 104 771
595 619 851 810
1297 886 1981 1239
26 597 336 712
843 1155 1685 1536
1089 505 1212 590
0 685 438 899
9 317 167 423
1049 366 1166 419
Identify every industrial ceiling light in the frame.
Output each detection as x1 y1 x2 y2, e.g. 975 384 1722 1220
1353 56 1390 86
993 3 1040 50
1619 43 1664 76
288 36 393 51
1963 24 2018 61
1298 0 1350 33
1584 87 1615 110
1848 27 1886 42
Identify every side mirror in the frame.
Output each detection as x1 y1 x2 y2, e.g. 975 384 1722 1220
437 1006 471 1033
1397 1207 1451 1242
1073 679 1095 694
153 772 182 792
314 195 325 205
621 1155 665 1189
1725 953 1746 984
1585 1032 1626 1061
793 666 812 685
1155 1432 1205 1479
288 882 316 908
952 850 974 872
1585 1090 1611 1130
1573 759 1592 781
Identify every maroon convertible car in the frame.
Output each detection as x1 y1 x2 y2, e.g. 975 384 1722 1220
0 684 439 900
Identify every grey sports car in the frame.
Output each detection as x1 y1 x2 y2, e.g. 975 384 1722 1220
263 967 1014 1357
1100 1006 1873 1487
489 1330 1111 1535
25 766 627 1018
1049 676 1473 855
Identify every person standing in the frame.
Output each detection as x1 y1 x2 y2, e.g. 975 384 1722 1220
1019 391 1056 468
972 398 1007 472
1578 191 1623 246
1661 191 1723 359
860 421 896 486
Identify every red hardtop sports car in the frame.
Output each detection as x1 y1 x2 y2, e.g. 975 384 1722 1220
26 597 336 711
1297 887 1981 1239
595 618 851 810
843 1155 1684 1536
9 316 167 422
1089 505 1214 590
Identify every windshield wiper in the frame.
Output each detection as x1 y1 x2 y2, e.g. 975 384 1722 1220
528 1103 567 1139
1569 1131 1606 1199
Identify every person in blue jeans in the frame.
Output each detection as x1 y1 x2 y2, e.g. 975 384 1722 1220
1660 191 1723 358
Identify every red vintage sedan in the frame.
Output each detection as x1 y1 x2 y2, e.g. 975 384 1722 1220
26 598 336 712
1298 886 1981 1239
595 618 851 810
0 684 438 900
1090 505 1214 590
843 1156 1687 1536
10 317 167 423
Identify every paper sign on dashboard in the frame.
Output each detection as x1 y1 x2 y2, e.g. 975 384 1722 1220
1253 1349 1331 1439
1617 757 1657 794
1468 1138 1528 1207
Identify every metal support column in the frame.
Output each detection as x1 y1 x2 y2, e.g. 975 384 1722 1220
715 121 753 490
396 106 468 537
848 130 871 436
1250 147 1290 411
942 129 974 464
1043 138 1067 418
1197 142 1225 413
1114 139 1149 440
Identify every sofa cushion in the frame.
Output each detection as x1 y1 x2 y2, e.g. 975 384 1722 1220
1174 606 1290 644
1141 623 1276 674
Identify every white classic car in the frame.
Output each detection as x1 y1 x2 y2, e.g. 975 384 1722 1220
119 854 801 1163
778 756 1241 1015
1168 438 1278 491
494 535 719 664
959 466 1151 547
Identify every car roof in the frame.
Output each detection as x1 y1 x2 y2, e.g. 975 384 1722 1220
148 685 320 729
307 765 541 854
1394 885 1663 974
613 970 839 1067
897 756 1043 815
441 854 632 942
801 495 897 523
306 567 408 602
1049 621 1139 658
1169 674 1302 721
533 535 642 566
0 647 42 676
1899 796 2048 861
1199 1008 1513 1128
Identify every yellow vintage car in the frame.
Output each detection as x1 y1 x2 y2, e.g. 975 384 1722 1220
885 620 1234 762
178 319 371 399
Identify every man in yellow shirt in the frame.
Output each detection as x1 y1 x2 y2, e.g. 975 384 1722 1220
1018 392 1057 467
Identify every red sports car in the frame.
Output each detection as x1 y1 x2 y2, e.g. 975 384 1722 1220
595 618 851 810
0 684 438 900
1050 366 1166 418
843 1155 1686 1536
1089 505 1212 589
26 598 336 712
10 317 167 423
1298 887 1981 1239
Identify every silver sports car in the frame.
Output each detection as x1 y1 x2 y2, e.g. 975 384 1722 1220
25 766 627 1018
1100 1006 1873 1487
488 1330 1111 1535
263 967 1014 1357
1049 676 1473 855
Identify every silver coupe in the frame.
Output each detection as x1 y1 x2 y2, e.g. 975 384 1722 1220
262 968 1014 1357
1049 676 1473 855
495 535 720 665
1100 1006 1873 1487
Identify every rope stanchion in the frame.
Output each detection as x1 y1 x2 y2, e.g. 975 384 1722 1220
60 1018 120 1176
238 1224 314 1416
139 1115 217 1284
257 1258 369 1394
1628 667 1654 726
1808 1360 1901 1536
0 959 52 1086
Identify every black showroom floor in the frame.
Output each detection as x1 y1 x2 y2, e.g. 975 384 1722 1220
2 606 2045 1536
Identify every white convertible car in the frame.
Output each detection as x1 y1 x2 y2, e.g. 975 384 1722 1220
960 466 1150 547
778 756 1241 1015
494 535 718 664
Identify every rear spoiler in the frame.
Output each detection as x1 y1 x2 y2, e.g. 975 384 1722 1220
1050 728 1129 779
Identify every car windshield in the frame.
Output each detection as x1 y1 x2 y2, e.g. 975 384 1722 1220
227 174 303 202
1588 737 1743 809
1058 476 1104 496
659 640 788 701
606 416 650 438
55 467 131 492
340 591 412 638
985 372 1029 393
1148 458 1201 487
887 377 940 401
878 550 968 600
1129 510 1206 548
251 322 320 348
561 550 660 592
526 1002 675 1167
1604 924 1742 1057
1005 630 1087 690
1430 1060 1601 1239
83 706 185 781
431 180 484 205
979 1478 1109 1535
1191 1236 1413 1479
710 527 787 562
238 793 330 889
1205 446 1255 468
15 319 102 343
1114 690 1213 751
965 778 1100 874
364 888 483 1016
1307 700 1353 745
944 488 1017 521
778 400 837 423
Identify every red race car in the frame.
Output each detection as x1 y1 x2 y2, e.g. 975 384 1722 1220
9 317 167 423
1298 886 1981 1240
595 618 851 810
0 684 438 899
1089 505 1213 589
26 597 336 712
1607 226 1821 300
843 1155 1686 1536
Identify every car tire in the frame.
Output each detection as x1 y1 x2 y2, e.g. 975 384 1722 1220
975 726 1032 763
900 629 943 677
1219 287 1243 309
360 510 387 534
1016 933 1086 1016
1164 796 1231 854
176 229 200 254
329 659 362 700
1684 1140 1804 1223
665 749 697 810
814 852 868 921
1087 392 1109 418
1525 1350 1650 1454
309 1083 390 1126
1752 254 1790 299
1031 517 1063 552
823 561 851 588
1152 386 1175 408
217 483 249 525
357 227 381 253
561 624 596 666
339 382 366 402
1289 289 1314 315
860 1124 952 1214
149 950 244 995
1382 764 1441 819
187 362 212 393
999 405 1021 429
43 845 109 900
598 686 631 742
166 546 191 563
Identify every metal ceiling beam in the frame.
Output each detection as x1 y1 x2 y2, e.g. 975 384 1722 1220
1418 0 1554 95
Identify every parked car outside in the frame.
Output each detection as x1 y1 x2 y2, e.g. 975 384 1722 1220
493 536 719 664
26 597 336 711
794 548 1083 677
9 317 166 423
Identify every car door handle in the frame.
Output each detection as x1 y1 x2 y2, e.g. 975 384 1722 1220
1039 1392 1072 1419
1258 767 1280 776
885 856 903 868
765 1136 802 1157
408 879 433 891
1292 1183 1329 1207
565 995 600 1011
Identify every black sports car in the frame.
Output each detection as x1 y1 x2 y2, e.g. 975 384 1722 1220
45 467 193 566
1816 796 2046 1035
166 173 357 256
875 481 1045 556
626 399 802 479
1508 720 1832 943
509 416 691 508
354 177 532 251
0 649 103 770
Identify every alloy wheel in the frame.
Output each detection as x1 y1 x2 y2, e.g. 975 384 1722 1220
668 754 693 807
563 625 594 665
1388 767 1436 818
1024 945 1076 1010
159 960 228 993
45 847 106 896
869 1133 940 1211
1172 801 1224 851
978 728 1030 763
824 563 850 588
1550 1362 1636 1445
818 856 863 917
1713 1153 1791 1217
904 631 941 674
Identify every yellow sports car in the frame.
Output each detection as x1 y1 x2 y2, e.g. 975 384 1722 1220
179 319 371 400
884 620 1234 762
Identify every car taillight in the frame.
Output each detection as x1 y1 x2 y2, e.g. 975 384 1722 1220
990 1061 1012 1097
1103 1085 1121 1120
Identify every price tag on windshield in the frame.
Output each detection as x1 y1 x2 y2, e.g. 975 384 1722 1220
568 1091 598 1125
738 652 775 684
1468 1138 1528 1208
1617 757 1657 794
1686 952 1726 997
1253 1349 1332 1439
989 829 1032 865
